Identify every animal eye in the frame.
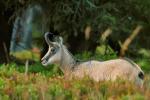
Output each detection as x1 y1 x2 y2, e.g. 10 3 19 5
51 48 56 53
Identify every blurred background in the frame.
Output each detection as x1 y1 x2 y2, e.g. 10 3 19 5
0 0 150 71
1 0 150 99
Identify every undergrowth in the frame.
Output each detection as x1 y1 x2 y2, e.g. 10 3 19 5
0 62 150 100
0 48 150 100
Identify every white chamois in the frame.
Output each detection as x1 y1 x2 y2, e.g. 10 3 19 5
41 32 144 87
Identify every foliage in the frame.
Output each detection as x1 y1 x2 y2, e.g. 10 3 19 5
31 0 149 54
2 0 150 49
0 63 150 99
0 49 150 99
36 0 150 46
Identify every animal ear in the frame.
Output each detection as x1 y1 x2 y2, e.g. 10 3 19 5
58 37 63 45
55 36 63 44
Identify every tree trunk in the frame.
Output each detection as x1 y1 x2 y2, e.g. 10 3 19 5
0 13 12 63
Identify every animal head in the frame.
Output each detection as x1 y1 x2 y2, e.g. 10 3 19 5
41 32 63 66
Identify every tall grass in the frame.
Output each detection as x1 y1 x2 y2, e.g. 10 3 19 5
0 63 150 100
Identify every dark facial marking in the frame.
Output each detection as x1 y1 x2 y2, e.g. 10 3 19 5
42 46 58 63
51 47 58 54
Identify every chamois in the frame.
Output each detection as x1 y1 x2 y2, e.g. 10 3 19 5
41 32 144 87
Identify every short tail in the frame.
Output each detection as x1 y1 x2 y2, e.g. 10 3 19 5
138 71 144 80
122 57 145 83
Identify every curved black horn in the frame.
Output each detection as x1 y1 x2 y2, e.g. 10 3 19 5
44 32 54 45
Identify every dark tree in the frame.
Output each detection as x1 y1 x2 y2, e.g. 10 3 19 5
0 11 12 63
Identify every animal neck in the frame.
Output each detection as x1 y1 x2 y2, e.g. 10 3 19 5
59 46 76 73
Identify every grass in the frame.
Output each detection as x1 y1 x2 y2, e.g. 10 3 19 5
1 47 150 100
0 61 150 100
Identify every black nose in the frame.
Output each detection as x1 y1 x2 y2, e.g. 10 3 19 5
138 72 144 80
41 57 49 65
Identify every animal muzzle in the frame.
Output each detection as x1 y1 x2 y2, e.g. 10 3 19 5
41 57 49 66
41 59 47 65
